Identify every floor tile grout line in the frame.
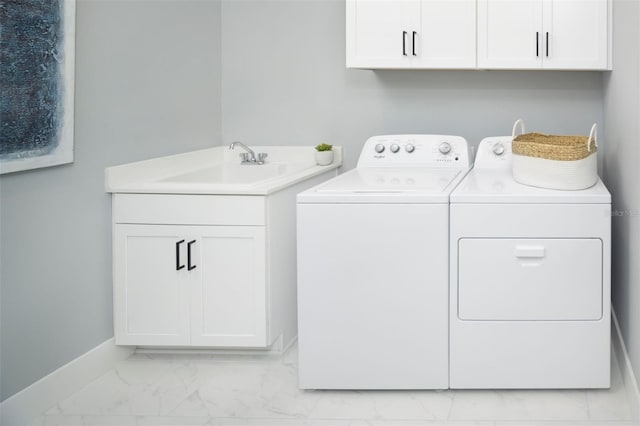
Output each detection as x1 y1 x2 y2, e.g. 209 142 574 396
445 389 456 420
585 388 594 420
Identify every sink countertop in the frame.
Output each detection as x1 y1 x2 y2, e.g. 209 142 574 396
105 146 343 195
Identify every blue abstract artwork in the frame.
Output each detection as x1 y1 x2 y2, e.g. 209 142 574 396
0 0 75 174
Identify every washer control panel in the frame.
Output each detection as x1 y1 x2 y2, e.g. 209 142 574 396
357 134 471 168
474 136 513 169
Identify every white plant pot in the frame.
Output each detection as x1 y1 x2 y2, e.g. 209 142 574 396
315 150 333 166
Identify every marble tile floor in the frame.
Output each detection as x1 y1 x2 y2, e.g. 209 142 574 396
32 343 635 426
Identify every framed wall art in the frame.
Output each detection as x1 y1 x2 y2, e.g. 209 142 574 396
0 0 76 174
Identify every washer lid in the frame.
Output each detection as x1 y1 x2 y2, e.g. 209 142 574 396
297 167 468 203
451 169 611 204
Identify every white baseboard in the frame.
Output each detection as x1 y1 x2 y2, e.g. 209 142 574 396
612 307 640 423
0 338 133 426
282 335 298 354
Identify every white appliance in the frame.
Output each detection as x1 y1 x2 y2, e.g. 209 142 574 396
296 135 471 390
449 136 611 389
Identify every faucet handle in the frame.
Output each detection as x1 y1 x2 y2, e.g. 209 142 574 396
240 153 249 162
257 153 268 163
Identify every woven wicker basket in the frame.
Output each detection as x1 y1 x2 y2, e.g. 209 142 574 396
511 120 598 190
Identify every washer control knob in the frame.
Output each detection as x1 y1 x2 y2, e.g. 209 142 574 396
390 143 400 153
439 142 451 154
492 142 505 156
405 143 415 153
375 143 385 153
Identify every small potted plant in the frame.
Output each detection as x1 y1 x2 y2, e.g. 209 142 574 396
315 143 333 166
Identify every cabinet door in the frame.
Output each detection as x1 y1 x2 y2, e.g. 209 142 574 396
191 226 267 347
113 225 191 346
542 0 608 69
346 0 421 68
478 0 544 69
416 0 476 68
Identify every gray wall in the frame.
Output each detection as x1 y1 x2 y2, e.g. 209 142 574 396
0 0 222 401
603 0 640 386
220 0 604 170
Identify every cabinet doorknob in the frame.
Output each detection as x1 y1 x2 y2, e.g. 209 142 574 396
536 32 539 57
402 31 408 56
412 31 417 56
187 240 197 271
176 239 185 271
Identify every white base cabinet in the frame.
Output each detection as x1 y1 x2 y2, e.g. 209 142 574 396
191 227 266 347
114 224 266 347
114 225 190 347
111 171 336 348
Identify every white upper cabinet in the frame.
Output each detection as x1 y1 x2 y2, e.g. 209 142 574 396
346 0 476 69
478 1 544 69
478 0 610 70
346 0 420 68
417 1 477 68
542 0 609 69
348 0 610 70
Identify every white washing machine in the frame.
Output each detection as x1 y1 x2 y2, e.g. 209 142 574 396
449 136 611 389
296 134 471 390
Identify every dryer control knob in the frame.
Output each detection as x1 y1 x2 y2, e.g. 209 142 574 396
375 144 385 153
405 143 415 153
390 143 400 153
492 143 505 156
439 142 451 154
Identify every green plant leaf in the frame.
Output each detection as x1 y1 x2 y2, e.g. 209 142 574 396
315 143 333 152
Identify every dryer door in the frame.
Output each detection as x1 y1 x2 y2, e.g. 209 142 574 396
457 238 602 321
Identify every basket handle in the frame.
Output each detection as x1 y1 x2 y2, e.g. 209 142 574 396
512 119 526 139
587 123 597 152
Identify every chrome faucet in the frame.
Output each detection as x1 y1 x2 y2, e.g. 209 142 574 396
229 141 267 165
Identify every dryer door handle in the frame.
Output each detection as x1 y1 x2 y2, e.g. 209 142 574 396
514 245 546 258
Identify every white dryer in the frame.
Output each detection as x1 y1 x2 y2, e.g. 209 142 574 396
449 136 611 389
296 135 471 390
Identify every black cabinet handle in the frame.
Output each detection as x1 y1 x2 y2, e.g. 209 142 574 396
536 32 539 57
412 31 417 56
402 31 407 56
546 32 549 57
176 239 185 271
187 240 197 271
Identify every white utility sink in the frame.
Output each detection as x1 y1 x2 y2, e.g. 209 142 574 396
105 146 342 195
158 163 308 185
